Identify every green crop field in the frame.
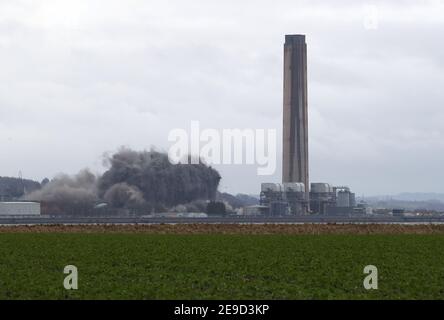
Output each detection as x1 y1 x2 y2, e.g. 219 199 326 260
0 233 443 300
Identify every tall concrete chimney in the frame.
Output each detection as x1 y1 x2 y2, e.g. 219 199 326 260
282 34 309 195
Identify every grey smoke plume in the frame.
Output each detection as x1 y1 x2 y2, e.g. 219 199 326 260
25 169 98 215
103 182 146 208
26 148 221 215
99 147 221 209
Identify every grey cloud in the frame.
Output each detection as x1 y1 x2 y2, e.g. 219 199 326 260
1 0 443 195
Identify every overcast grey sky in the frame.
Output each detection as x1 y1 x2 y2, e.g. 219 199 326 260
1 0 443 196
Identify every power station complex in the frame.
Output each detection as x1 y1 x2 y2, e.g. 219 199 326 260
260 35 358 216
0 34 361 219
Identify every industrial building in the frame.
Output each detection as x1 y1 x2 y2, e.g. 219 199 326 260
282 35 309 196
260 183 308 215
309 183 335 215
257 34 363 217
0 202 41 216
310 185 356 215
259 182 357 216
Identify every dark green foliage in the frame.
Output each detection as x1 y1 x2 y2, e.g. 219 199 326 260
0 234 443 299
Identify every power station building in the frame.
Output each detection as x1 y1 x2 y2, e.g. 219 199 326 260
260 34 310 216
260 182 356 216
282 35 309 195
259 34 360 216
260 183 308 216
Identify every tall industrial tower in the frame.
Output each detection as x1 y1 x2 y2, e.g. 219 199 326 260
282 34 309 195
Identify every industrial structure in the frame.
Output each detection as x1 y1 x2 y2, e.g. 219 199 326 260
282 35 309 195
0 202 41 216
260 182 357 216
309 184 356 215
309 183 335 215
259 34 360 217
260 183 308 215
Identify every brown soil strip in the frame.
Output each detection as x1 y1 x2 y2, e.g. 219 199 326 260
1 223 444 235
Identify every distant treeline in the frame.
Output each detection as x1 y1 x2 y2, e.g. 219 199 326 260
0 177 42 200
366 198 444 212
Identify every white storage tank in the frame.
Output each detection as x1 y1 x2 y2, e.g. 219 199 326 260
261 183 282 193
0 202 41 216
283 182 304 193
311 183 331 193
